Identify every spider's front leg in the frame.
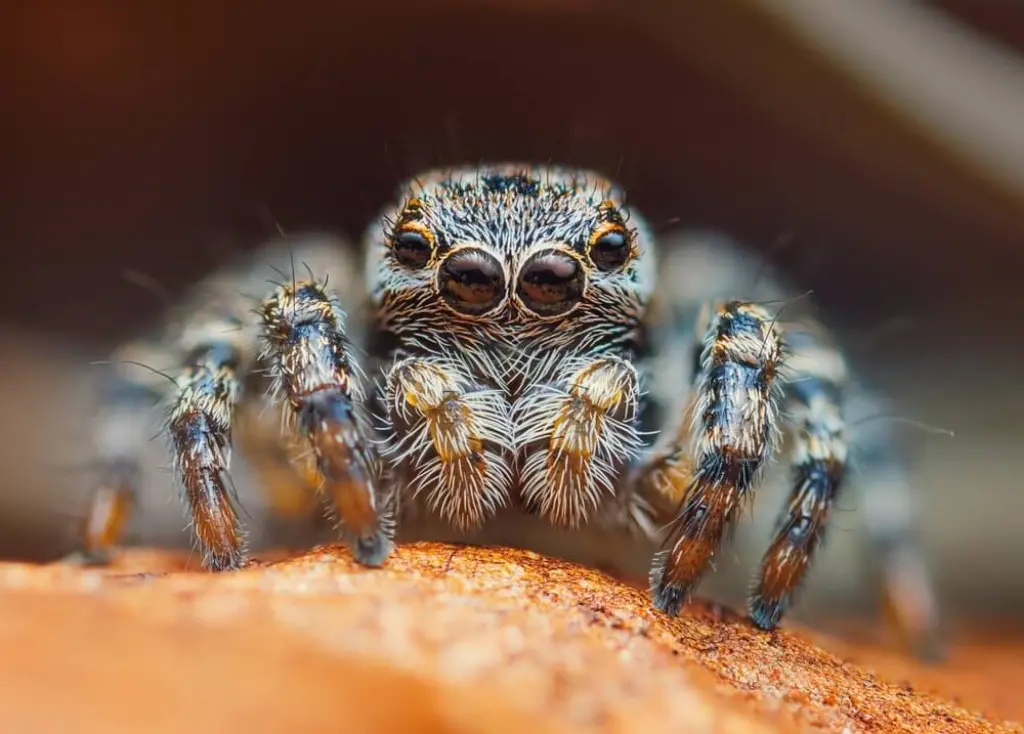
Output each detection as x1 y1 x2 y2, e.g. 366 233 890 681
747 324 848 629
380 357 514 531
167 305 254 570
514 356 643 528
258 278 390 566
642 301 785 614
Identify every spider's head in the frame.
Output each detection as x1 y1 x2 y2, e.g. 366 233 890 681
366 164 655 338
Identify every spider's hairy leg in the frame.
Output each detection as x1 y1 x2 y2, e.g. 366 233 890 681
382 357 514 532
648 301 785 615
848 390 943 659
69 341 166 564
749 324 848 630
515 356 643 528
168 307 252 571
259 277 390 566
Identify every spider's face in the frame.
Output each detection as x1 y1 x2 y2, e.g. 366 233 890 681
366 165 655 336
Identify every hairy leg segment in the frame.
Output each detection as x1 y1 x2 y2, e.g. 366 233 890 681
646 301 786 615
73 239 387 570
748 323 849 629
168 306 251 570
259 277 390 566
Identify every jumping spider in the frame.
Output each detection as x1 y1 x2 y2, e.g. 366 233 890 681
75 164 940 655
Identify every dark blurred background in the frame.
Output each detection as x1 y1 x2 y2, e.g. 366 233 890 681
2 1 1023 629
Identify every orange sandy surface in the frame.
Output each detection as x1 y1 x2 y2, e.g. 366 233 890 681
0 543 1019 733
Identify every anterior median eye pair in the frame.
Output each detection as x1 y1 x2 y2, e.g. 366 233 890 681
392 214 633 318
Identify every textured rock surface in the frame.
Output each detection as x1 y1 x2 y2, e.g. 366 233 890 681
0 543 1018 733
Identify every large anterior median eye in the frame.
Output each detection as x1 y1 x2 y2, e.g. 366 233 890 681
516 249 586 317
588 223 632 271
437 247 506 316
390 224 434 269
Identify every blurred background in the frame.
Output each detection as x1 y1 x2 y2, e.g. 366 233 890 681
2 0 1023 637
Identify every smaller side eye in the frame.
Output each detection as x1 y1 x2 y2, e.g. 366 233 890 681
391 225 434 269
588 225 632 271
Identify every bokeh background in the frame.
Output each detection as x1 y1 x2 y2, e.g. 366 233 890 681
2 0 1023 637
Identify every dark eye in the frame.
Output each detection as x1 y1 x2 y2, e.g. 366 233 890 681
391 226 433 269
589 227 631 271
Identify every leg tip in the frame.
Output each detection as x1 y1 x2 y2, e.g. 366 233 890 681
204 548 247 572
649 564 690 617
748 594 786 631
351 531 392 567
651 584 688 616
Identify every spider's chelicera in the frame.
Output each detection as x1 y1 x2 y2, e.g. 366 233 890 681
75 164 940 650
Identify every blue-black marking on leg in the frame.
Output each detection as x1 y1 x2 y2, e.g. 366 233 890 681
787 374 842 408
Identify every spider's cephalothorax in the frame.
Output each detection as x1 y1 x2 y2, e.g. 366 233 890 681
365 165 655 533
73 164 941 656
